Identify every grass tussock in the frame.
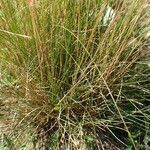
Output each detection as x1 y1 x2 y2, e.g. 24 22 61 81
0 0 149 149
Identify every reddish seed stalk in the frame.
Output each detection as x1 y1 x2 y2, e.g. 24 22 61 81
28 0 45 82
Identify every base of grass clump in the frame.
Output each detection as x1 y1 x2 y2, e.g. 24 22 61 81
0 0 149 149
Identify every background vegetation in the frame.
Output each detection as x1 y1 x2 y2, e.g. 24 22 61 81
0 0 149 149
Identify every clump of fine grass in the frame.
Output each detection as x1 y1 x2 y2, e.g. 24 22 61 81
0 0 149 149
